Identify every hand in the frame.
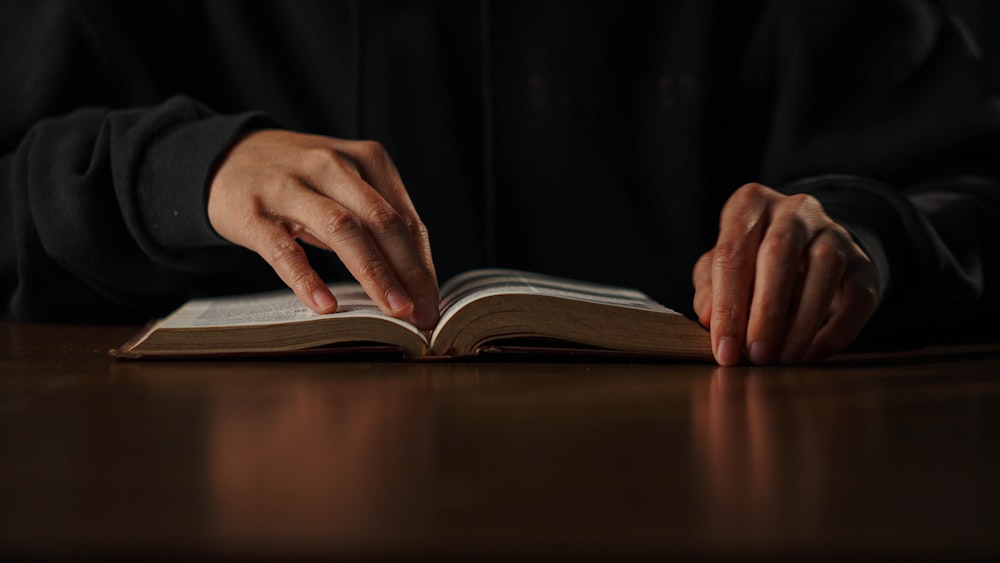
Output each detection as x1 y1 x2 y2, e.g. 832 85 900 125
207 130 440 330
692 183 879 365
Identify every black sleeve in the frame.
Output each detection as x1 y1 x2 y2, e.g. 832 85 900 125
0 2 273 321
748 0 1000 346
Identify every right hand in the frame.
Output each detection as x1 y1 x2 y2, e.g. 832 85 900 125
207 129 440 330
691 183 878 365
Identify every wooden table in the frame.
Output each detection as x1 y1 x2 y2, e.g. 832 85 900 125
2 322 999 561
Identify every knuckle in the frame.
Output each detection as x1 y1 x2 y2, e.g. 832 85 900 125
759 229 799 261
356 257 390 286
407 217 430 240
726 182 772 208
712 240 749 271
722 186 755 215
267 237 303 266
239 203 266 236
356 139 386 156
786 192 815 208
721 183 774 228
274 175 302 201
266 240 317 293
323 210 364 243
753 295 789 325
737 182 768 199
828 223 855 246
696 249 713 266
354 140 389 168
300 146 338 170
366 206 405 235
302 146 358 178
287 268 318 295
693 251 714 282
785 193 826 221
810 239 847 269
711 299 738 323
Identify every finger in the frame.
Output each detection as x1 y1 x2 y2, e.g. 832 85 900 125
744 203 813 364
300 145 440 328
803 262 879 362
777 229 848 364
327 184 439 328
250 220 339 315
711 184 772 365
692 251 714 327
283 185 421 325
337 140 438 286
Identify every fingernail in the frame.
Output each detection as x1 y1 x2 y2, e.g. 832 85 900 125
748 341 771 365
312 288 337 313
413 301 440 330
716 336 742 366
386 287 413 314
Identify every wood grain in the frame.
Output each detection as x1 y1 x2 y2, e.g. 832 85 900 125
2 322 999 560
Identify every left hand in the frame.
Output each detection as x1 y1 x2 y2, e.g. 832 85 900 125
692 183 879 365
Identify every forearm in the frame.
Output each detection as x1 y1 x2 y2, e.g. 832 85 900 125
1 97 271 321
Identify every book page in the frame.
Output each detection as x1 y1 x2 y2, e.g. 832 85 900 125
423 268 714 359
439 269 670 311
158 283 408 329
435 269 674 335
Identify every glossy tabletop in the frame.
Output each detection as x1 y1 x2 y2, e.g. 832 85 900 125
2 322 999 561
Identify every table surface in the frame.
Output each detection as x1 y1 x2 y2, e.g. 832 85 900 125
2 322 999 561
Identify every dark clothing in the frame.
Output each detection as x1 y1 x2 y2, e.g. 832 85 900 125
2 1 1000 347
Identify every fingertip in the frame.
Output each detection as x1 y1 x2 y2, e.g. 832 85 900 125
413 300 440 331
715 336 743 366
385 287 414 316
747 341 772 365
312 287 338 314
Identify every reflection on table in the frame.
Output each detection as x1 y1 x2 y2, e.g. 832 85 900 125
1 322 999 560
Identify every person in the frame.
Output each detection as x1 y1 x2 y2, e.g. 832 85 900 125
2 0 999 365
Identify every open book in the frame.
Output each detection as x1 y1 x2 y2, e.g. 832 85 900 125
112 269 712 361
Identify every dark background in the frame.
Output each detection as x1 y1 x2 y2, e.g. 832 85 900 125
945 0 1000 84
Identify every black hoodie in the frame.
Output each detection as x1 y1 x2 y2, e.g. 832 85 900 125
2 0 1000 349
